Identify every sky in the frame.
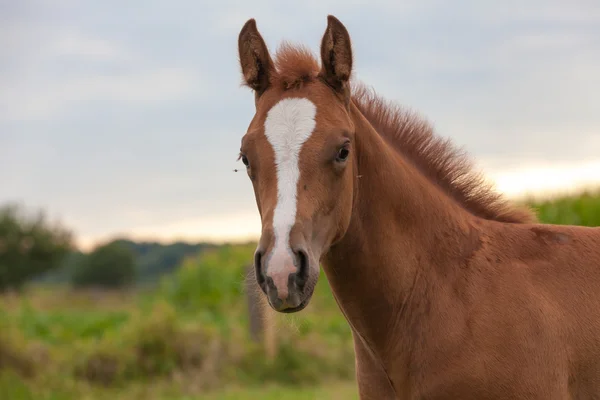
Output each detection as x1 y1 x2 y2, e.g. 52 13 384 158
1 0 600 250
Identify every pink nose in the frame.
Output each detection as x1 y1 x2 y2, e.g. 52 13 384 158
268 259 296 301
254 247 309 311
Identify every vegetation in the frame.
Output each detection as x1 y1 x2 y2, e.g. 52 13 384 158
38 238 217 285
71 241 136 288
0 203 73 292
1 189 599 398
0 243 355 399
525 189 600 227
111 238 218 284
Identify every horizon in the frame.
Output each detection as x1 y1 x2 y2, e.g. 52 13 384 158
74 166 600 252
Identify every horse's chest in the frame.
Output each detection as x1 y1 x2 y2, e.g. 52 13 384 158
397 344 571 400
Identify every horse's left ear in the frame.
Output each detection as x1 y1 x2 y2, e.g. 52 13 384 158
319 15 353 95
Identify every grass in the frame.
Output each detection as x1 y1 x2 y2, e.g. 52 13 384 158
0 370 358 400
0 243 355 399
201 381 358 400
525 189 600 227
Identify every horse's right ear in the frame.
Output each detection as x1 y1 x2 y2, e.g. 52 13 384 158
238 19 274 96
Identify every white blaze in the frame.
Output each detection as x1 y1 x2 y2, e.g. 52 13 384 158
263 97 317 298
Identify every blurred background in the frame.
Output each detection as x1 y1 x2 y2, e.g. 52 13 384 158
1 1 599 399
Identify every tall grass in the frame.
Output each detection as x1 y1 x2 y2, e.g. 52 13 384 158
0 242 354 399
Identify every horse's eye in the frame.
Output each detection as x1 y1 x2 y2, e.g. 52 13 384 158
241 154 250 167
336 146 350 162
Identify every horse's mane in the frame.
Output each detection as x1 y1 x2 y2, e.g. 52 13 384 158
268 43 536 224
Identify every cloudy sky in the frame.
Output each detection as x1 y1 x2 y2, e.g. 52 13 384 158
1 0 599 249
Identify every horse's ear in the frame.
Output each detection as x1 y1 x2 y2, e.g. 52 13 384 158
319 15 353 94
238 19 275 96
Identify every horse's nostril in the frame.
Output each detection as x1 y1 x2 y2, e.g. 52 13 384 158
254 249 265 288
294 248 309 288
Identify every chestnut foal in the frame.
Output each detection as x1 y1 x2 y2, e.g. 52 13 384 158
237 15 600 399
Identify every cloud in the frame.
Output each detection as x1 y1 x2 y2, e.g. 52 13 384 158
0 17 205 121
47 34 123 60
0 67 202 121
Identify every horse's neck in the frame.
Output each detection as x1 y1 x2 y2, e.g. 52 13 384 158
322 103 476 361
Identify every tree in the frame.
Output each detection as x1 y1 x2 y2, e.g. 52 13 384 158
72 241 136 288
0 203 73 292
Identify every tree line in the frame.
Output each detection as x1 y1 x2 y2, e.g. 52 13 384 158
0 203 214 292
5 190 600 292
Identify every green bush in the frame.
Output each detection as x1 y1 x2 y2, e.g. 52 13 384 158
71 242 136 288
73 300 220 387
527 190 600 227
159 243 254 321
0 203 73 292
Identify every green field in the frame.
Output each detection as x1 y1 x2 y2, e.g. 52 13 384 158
1 190 600 399
0 243 356 399
0 372 358 400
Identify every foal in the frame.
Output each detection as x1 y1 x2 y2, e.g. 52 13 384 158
237 15 600 399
